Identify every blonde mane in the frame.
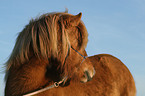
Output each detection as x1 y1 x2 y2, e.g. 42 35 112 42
4 12 136 96
5 12 88 71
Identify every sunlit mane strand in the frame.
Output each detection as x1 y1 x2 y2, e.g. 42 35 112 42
4 11 136 96
5 13 71 70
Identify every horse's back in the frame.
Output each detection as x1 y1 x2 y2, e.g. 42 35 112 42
88 54 136 96
38 54 136 96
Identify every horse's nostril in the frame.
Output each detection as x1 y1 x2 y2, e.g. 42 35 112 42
84 71 92 81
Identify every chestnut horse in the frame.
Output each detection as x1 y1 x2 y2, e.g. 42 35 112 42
5 12 136 96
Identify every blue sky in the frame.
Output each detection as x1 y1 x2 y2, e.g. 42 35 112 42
0 0 145 96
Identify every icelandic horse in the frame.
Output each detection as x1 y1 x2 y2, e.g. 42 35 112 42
5 11 136 96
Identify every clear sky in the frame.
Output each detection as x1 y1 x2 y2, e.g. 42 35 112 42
0 0 145 96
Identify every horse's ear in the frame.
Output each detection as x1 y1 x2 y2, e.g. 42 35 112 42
62 12 82 28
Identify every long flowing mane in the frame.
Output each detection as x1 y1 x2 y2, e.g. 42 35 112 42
5 12 88 79
5 11 136 96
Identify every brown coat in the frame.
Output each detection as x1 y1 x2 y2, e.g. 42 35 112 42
5 12 136 96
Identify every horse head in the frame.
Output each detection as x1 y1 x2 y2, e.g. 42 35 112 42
5 12 95 95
